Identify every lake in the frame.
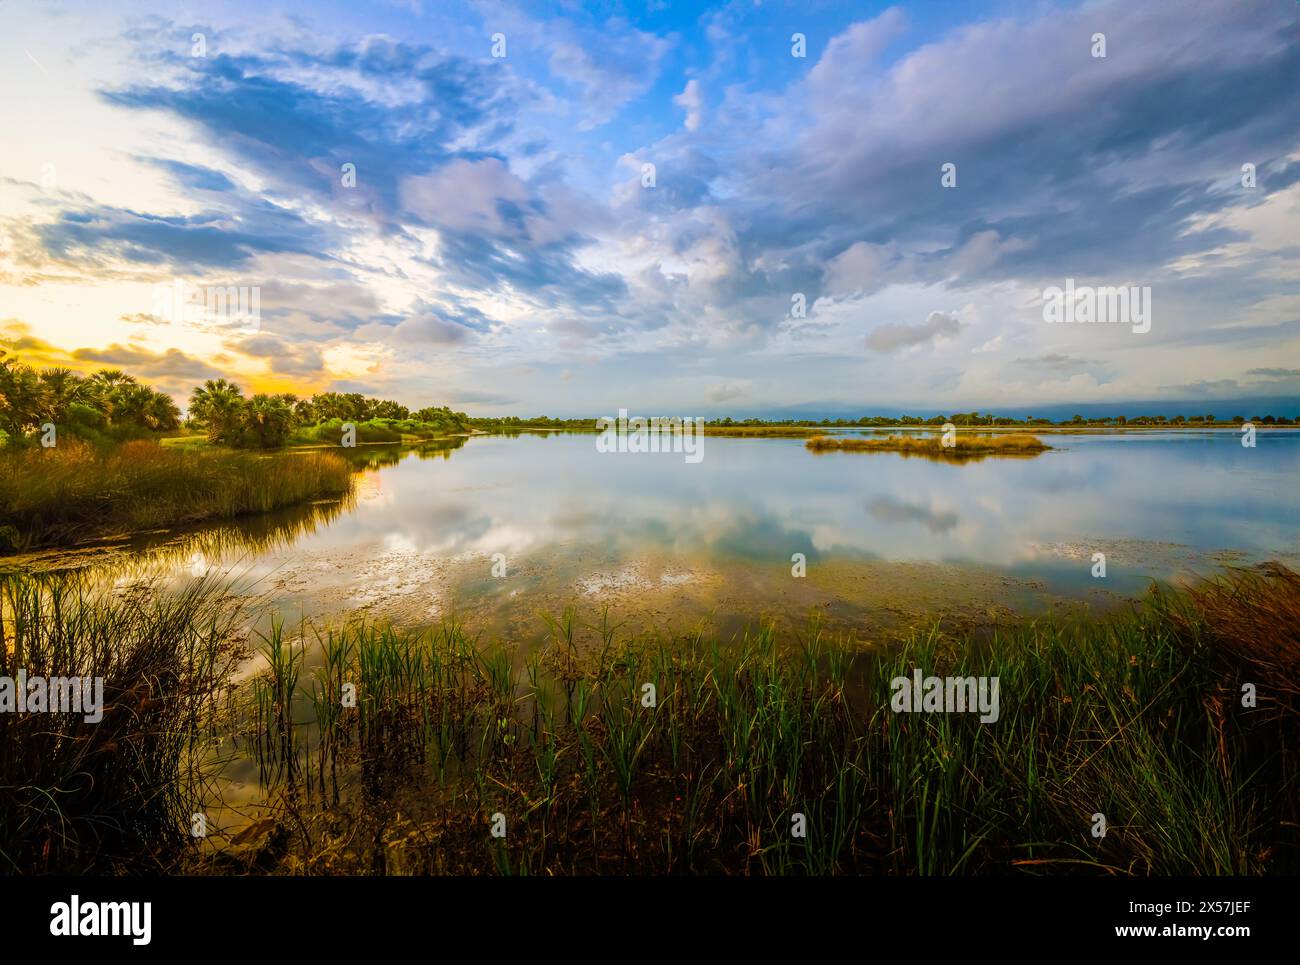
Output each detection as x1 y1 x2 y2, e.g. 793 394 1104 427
36 427 1300 643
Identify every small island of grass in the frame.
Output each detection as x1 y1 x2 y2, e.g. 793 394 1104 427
806 432 1052 459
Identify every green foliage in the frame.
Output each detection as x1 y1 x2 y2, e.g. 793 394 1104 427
234 394 295 448
227 567 1299 875
186 382 469 449
0 574 240 873
0 354 180 444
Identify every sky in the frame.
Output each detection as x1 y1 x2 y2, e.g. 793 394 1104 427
1 0 1297 417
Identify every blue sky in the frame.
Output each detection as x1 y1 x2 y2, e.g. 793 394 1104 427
1 0 1297 415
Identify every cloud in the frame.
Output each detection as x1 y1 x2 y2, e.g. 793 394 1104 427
70 344 223 379
2 0 1297 413
232 336 326 376
866 311 963 352
706 380 751 403
32 202 325 270
866 495 958 534
141 158 236 192
388 313 475 346
442 388 519 406
674 79 703 132
824 242 893 296
1013 354 1091 371
546 21 671 129
399 158 530 235
1157 378 1242 396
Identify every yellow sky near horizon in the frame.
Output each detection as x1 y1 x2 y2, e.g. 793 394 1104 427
1 316 341 402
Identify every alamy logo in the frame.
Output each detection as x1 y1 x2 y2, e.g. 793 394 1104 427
50 895 151 945
0 672 104 723
1042 279 1151 334
596 409 704 464
890 669 1000 723
152 279 261 334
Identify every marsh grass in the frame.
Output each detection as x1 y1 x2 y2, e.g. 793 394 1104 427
703 425 823 437
0 438 354 551
806 433 1051 458
223 566 1297 875
0 573 241 873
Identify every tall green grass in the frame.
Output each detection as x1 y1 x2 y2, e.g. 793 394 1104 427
225 566 1298 875
0 573 240 873
0 438 354 551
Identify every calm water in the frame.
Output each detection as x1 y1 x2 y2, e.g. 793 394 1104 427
52 428 1300 635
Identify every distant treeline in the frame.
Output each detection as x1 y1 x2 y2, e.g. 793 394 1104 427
710 411 1297 426
468 415 596 430
471 411 1299 430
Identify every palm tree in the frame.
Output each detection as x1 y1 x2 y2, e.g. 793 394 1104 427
242 395 294 447
86 369 138 421
108 382 157 428
189 379 245 443
0 352 49 438
38 367 93 422
144 390 181 431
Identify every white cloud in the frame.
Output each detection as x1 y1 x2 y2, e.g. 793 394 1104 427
866 311 963 353
399 158 529 235
674 79 703 131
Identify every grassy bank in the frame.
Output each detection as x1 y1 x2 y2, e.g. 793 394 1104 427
207 565 1297 875
0 574 240 873
0 439 354 552
704 425 822 437
807 433 1051 457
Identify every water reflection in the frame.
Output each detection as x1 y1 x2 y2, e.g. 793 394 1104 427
12 429 1299 623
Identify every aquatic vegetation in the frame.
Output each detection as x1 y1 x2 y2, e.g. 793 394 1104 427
806 433 1051 458
0 438 354 552
0 574 241 873
1 564 1294 875
214 565 1297 876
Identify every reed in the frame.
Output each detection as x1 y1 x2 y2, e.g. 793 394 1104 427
219 564 1297 875
702 425 823 437
0 573 240 873
0 438 354 552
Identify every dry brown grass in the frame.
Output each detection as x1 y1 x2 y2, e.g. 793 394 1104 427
805 432 1051 457
0 438 353 551
1163 562 1300 719
703 425 823 437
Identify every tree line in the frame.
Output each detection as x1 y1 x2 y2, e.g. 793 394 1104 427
0 352 469 448
187 379 469 447
0 351 180 442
